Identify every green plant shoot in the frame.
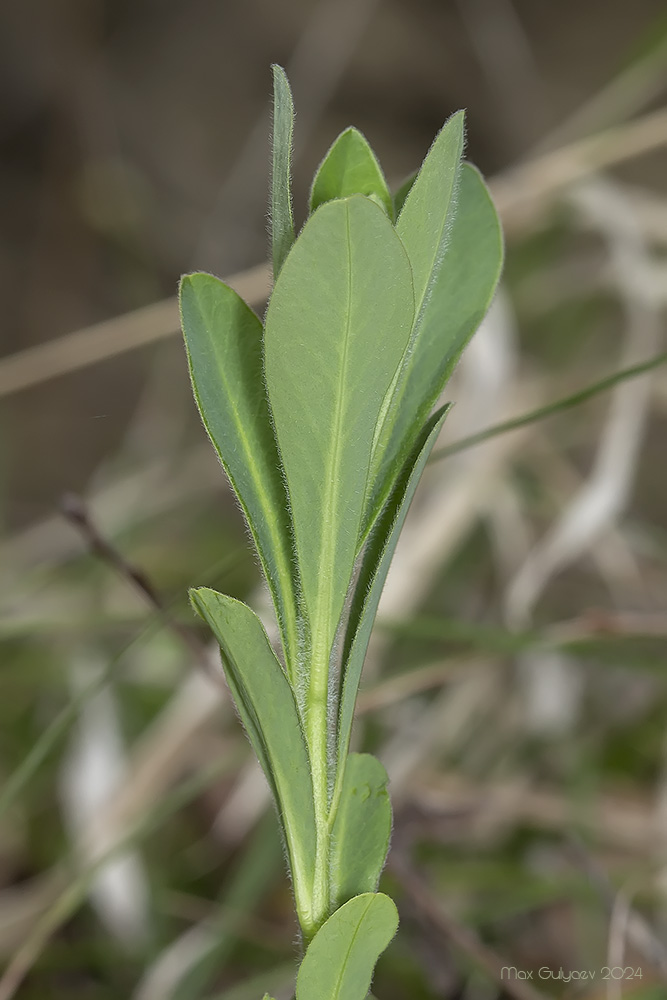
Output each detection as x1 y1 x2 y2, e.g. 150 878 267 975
179 65 503 998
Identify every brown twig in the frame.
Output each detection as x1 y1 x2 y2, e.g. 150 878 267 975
60 492 218 681
390 855 550 1000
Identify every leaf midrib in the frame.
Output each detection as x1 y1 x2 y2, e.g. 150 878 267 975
313 203 354 657
331 895 374 1000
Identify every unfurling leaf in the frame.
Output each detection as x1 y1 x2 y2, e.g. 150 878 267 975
310 127 393 218
271 65 296 278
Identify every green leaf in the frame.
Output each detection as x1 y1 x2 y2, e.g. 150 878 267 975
179 274 301 673
364 158 503 538
296 893 398 1000
337 407 450 779
396 111 465 305
271 65 296 277
190 588 317 933
310 127 393 219
330 754 392 910
264 196 414 691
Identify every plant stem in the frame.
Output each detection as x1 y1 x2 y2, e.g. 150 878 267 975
304 645 332 942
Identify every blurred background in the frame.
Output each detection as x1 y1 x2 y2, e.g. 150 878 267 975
1 1 667 997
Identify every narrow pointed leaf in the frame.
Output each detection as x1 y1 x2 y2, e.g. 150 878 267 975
397 110 465 307
363 161 503 538
271 65 296 277
310 127 393 218
180 274 300 671
360 112 464 536
264 196 414 673
330 754 392 910
337 407 450 775
190 588 316 923
296 893 398 1000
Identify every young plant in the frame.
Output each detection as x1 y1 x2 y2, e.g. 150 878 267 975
179 66 503 999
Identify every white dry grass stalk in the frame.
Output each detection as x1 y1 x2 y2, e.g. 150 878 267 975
505 176 663 735
133 922 219 1000
507 177 662 628
372 293 523 789
60 652 150 947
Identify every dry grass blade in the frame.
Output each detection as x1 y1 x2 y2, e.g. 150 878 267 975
1 108 667 401
0 264 270 400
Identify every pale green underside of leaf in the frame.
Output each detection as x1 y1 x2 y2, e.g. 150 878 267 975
363 160 504 541
337 406 450 777
264 196 414 664
330 754 392 910
179 273 300 673
309 127 393 219
271 65 296 278
189 588 316 919
296 892 398 1000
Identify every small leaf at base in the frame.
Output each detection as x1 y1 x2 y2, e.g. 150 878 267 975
330 754 392 910
296 893 398 1000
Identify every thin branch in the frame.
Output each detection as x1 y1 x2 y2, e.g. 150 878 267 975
60 492 217 680
430 351 667 464
391 855 549 1000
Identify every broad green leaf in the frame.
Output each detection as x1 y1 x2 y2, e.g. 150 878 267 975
296 893 398 1000
309 127 393 218
180 274 300 673
336 407 450 779
363 160 503 539
264 196 414 694
271 65 296 277
330 754 392 910
190 588 317 931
